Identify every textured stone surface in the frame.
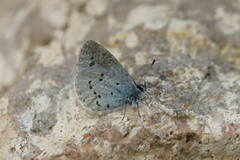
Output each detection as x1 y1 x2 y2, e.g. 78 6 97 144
1 0 240 159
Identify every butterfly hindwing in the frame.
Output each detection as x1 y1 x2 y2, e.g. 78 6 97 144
75 40 140 111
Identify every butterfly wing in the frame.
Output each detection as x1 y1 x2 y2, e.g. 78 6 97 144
75 40 140 111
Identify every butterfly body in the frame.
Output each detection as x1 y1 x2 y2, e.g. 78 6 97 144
74 40 144 111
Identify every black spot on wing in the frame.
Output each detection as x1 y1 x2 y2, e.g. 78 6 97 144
89 62 95 67
96 101 101 106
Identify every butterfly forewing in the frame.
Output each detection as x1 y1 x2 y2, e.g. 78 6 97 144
75 40 140 111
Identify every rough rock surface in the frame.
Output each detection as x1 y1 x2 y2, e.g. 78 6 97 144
1 0 240 159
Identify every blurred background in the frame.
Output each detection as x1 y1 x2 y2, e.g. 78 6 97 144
0 0 240 98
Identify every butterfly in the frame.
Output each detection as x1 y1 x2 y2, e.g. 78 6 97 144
74 40 153 118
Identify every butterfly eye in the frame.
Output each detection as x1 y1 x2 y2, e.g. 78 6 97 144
137 85 145 92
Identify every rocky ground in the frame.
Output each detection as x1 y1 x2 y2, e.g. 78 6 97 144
1 0 240 159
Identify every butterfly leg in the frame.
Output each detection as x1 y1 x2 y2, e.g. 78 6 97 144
139 98 152 110
136 102 141 118
143 99 152 110
122 104 127 120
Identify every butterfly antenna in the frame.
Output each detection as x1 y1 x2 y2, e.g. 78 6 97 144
139 59 156 84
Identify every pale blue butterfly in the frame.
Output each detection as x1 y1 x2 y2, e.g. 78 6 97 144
74 40 153 117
